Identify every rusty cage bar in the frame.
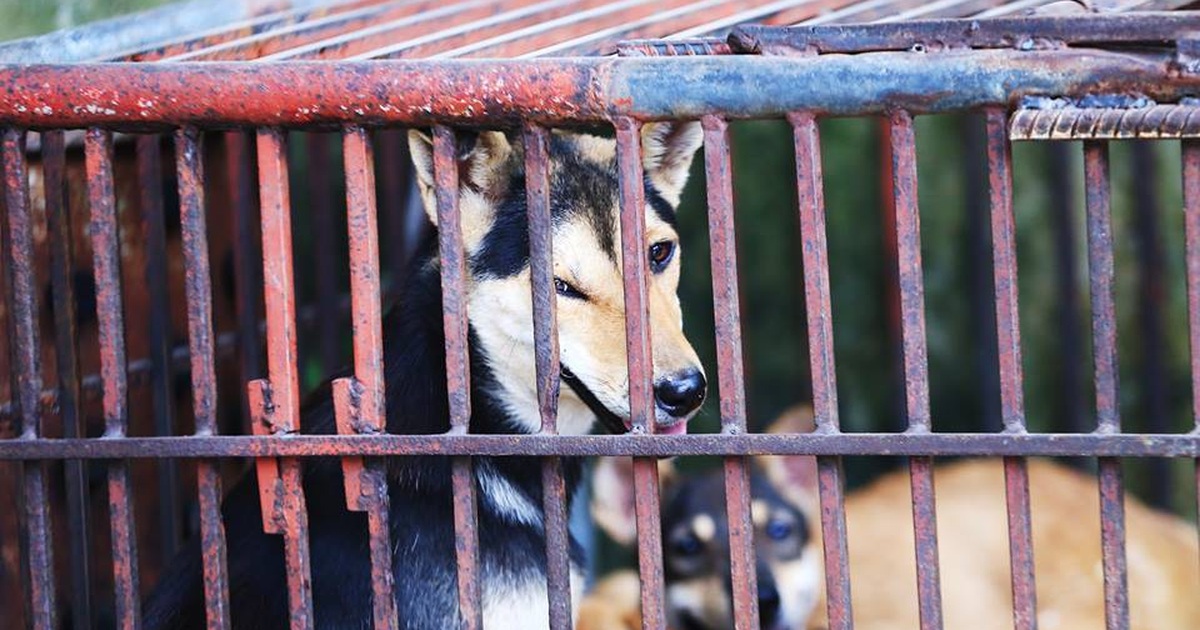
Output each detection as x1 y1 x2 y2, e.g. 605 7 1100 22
2 6 1200 630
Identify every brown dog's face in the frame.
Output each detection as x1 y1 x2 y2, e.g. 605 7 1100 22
408 124 706 436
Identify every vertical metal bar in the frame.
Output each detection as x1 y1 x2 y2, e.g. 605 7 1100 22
984 108 1036 630
307 132 342 374
1082 141 1129 630
615 117 666 630
137 133 183 560
1048 143 1086 434
337 125 397 630
1130 140 1170 509
255 127 314 630
522 123 572 629
700 114 760 630
963 114 1001 433
1183 141 1200 578
86 127 141 630
887 110 942 630
3 128 57 630
431 125 483 630
878 118 907 432
43 128 92 630
176 127 232 630
226 130 264 432
788 110 852 630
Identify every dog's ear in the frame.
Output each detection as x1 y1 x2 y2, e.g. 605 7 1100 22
407 129 516 228
758 404 819 508
641 121 703 206
591 456 677 547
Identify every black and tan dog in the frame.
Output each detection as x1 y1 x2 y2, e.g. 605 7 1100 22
583 406 1200 630
144 123 708 629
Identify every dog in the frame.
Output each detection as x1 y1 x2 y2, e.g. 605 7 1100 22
143 122 708 629
582 405 1200 630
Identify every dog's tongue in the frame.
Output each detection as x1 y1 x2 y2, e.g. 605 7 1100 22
657 421 688 435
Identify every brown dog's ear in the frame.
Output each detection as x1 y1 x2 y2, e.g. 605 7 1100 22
591 457 677 547
640 121 703 205
758 404 819 507
407 129 516 228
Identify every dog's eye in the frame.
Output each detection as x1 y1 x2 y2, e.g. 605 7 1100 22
765 519 794 541
648 241 675 272
554 277 586 300
670 532 703 557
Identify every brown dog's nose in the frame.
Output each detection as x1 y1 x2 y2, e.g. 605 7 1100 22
654 369 706 418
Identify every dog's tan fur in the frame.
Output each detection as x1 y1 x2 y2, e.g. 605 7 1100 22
581 406 1200 630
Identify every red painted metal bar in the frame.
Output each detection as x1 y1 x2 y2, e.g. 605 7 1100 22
253 127 316 629
335 125 398 630
2 51 1200 127
521 123 573 629
85 127 142 630
984 107 1036 630
701 114 760 629
226 130 265 433
615 117 667 630
888 110 943 630
1082 141 1130 630
42 128 93 630
789 110 853 630
431 124 484 629
3 128 57 630
137 133 184 561
1184 140 1200 570
176 126 233 630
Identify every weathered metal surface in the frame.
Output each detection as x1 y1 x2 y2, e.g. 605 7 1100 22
701 115 759 630
3 49 1200 127
1186 139 1200 580
176 126 233 630
1010 102 1200 140
730 12 1200 55
984 106 1036 630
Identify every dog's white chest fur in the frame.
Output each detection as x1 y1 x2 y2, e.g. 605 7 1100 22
481 567 583 630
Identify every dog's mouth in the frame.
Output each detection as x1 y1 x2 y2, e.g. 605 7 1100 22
559 365 689 436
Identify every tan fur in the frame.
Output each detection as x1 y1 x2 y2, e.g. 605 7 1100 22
577 571 643 630
406 124 704 435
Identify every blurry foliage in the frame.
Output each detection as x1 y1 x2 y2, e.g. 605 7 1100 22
0 0 174 41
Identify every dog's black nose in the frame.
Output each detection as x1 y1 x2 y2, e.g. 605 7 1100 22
654 369 706 417
758 581 781 628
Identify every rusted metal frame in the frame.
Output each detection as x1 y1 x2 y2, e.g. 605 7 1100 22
984 107 1036 630
42 128 93 630
1185 140 1200 566
249 127 315 629
307 133 343 375
878 118 906 433
887 110 943 630
431 125 484 629
137 133 184 561
332 125 397 630
85 128 142 630
615 118 667 630
5 431 1200 458
8 50 1200 127
227 131 265 434
788 110 852 630
1008 102 1200 141
700 114 761 629
729 12 1200 55
521 123 573 629
1082 141 1130 630
1130 140 1172 509
176 126 233 630
159 0 440 62
667 0 858 40
3 128 57 630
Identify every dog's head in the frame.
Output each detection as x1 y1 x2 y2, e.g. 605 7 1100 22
591 406 823 630
408 125 706 436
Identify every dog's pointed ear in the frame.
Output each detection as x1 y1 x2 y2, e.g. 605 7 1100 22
641 121 703 205
758 404 819 507
591 456 677 547
407 129 516 227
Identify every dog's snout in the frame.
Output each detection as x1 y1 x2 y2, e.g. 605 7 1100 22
758 580 781 629
654 369 706 417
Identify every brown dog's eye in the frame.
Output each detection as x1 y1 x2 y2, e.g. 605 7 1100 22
649 241 675 272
